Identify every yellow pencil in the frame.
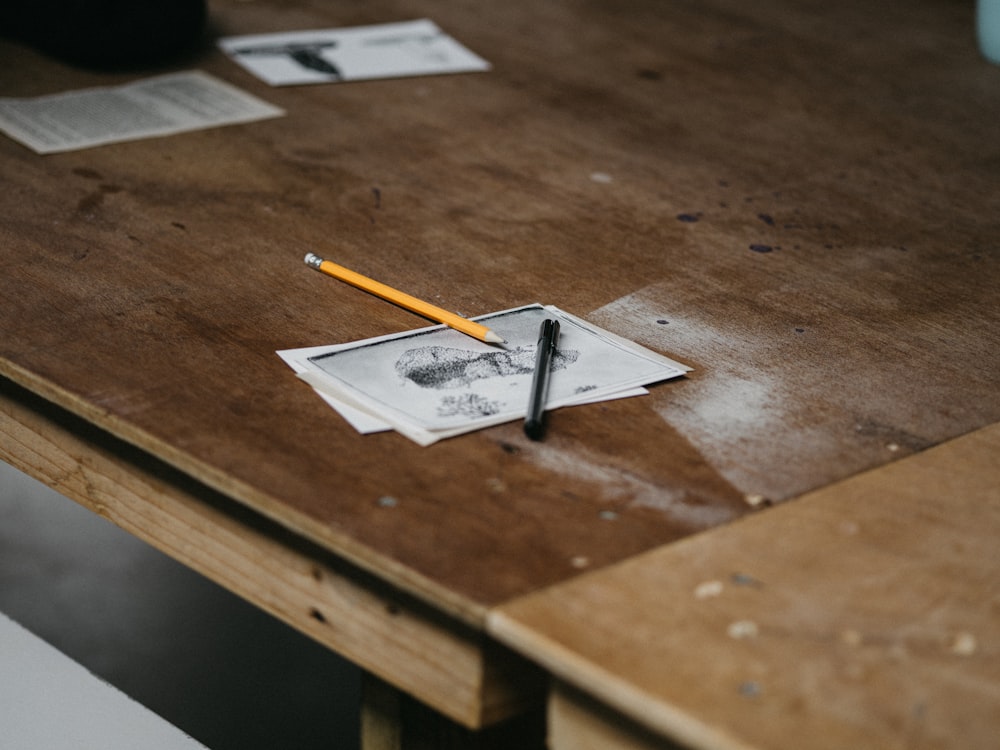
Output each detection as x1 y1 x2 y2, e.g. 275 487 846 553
304 253 506 344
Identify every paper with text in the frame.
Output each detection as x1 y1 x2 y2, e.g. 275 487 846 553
0 71 284 154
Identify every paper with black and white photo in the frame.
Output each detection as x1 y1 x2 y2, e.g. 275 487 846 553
279 304 689 445
0 70 284 154
219 19 490 86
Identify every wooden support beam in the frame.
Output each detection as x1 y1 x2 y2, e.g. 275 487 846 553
0 377 544 730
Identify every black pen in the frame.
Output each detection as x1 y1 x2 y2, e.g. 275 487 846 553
524 318 560 440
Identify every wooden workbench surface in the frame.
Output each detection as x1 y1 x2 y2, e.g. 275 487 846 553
490 421 1000 750
2 0 999 629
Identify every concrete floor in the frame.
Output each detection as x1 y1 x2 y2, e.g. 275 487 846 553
0 461 361 750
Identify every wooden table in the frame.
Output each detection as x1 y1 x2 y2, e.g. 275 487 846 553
492 423 1000 750
2 0 998 747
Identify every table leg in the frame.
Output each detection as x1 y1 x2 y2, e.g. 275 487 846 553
360 673 545 750
0 377 545 734
548 682 684 750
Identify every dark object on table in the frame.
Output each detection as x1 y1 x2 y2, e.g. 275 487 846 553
0 0 207 69
524 318 560 441
233 41 342 78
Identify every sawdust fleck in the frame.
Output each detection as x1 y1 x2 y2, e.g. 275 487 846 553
744 493 771 508
840 629 863 647
727 620 759 639
694 580 724 599
950 631 977 656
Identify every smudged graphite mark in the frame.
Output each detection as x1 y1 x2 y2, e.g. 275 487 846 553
749 244 773 253
853 419 930 452
731 572 764 588
77 183 124 213
77 192 103 213
636 68 662 80
372 186 382 209
395 345 579 389
757 213 775 226
677 213 701 223
739 681 762 698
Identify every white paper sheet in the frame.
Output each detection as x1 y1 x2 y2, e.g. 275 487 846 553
0 71 284 154
277 345 393 433
219 19 490 86
279 305 690 445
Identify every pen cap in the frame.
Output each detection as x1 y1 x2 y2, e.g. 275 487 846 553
538 318 559 345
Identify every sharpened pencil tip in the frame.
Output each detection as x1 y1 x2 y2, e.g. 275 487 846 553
484 330 506 345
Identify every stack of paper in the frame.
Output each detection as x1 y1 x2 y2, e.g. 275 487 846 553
279 304 689 445
0 19 488 154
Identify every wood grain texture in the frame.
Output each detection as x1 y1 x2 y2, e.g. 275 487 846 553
2 0 999 620
490 423 1000 749
0 378 544 728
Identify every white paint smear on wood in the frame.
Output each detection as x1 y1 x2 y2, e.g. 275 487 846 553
525 441 738 527
588 287 865 501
